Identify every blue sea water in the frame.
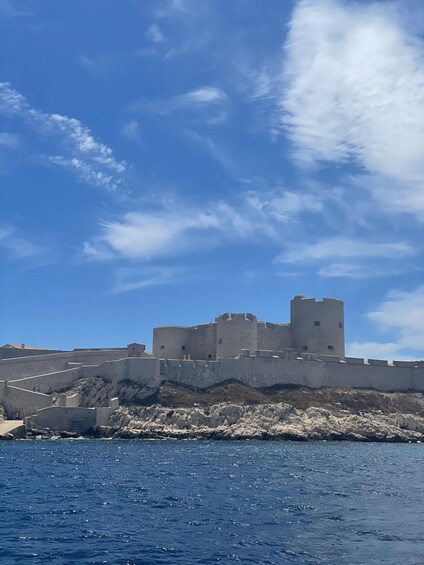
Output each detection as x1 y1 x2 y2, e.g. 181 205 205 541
0 441 423 564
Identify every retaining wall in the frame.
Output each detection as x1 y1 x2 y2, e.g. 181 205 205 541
3 385 52 418
26 406 97 432
0 350 128 380
8 368 81 393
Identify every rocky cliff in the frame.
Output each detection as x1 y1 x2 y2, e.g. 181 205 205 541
69 378 424 442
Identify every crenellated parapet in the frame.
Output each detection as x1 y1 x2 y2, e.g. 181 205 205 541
152 295 345 361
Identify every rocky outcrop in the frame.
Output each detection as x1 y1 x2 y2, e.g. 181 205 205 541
21 378 424 442
62 377 156 407
101 388 424 442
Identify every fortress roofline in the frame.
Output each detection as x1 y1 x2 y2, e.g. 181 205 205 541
292 295 343 303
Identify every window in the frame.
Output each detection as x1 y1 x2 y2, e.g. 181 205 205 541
328 345 334 351
181 345 186 351
302 345 308 351
314 321 320 326
159 345 165 350
339 322 343 328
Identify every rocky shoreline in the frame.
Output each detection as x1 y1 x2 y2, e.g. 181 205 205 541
8 380 424 443
100 402 424 442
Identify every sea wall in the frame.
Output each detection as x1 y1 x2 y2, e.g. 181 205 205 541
3 384 52 418
26 406 97 432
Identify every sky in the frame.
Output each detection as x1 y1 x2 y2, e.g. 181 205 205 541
0 0 424 359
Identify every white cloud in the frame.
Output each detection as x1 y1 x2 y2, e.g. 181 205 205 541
83 188 322 262
176 87 227 105
317 262 403 279
0 0 28 17
348 286 424 360
346 341 407 361
0 132 20 148
367 287 424 351
120 120 140 142
84 203 256 261
0 225 42 259
247 190 322 221
0 82 126 191
281 0 424 214
111 266 185 294
127 86 227 122
145 23 165 43
279 237 414 264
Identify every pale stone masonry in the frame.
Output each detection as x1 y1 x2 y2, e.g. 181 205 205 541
153 295 345 360
1 294 424 433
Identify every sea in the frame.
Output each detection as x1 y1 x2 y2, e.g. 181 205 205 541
0 440 423 564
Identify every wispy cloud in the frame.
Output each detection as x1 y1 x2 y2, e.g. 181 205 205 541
0 0 28 17
110 266 187 294
348 286 424 360
120 120 140 143
0 82 126 191
279 237 414 264
0 132 20 148
83 188 323 262
145 23 165 44
277 236 415 279
281 0 424 216
127 86 227 123
0 225 43 260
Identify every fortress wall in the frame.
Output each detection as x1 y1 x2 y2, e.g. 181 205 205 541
216 313 257 358
153 326 190 359
257 323 292 354
412 367 424 390
96 357 160 387
291 296 345 357
3 385 52 418
189 323 217 360
0 350 127 380
0 348 63 360
161 359 220 388
160 356 328 390
325 362 414 391
8 368 81 393
217 356 318 388
159 355 424 393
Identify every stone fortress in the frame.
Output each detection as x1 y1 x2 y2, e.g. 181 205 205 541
153 295 345 360
1 294 424 435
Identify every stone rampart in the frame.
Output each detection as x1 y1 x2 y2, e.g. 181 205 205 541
8 367 81 394
87 357 161 387
159 353 424 393
0 350 127 380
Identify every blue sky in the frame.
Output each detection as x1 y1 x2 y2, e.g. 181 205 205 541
1 0 424 359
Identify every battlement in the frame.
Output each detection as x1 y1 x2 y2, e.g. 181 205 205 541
153 294 344 360
292 295 343 304
215 312 257 322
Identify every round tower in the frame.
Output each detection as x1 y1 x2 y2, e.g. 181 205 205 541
290 295 345 357
215 313 258 358
152 326 190 359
